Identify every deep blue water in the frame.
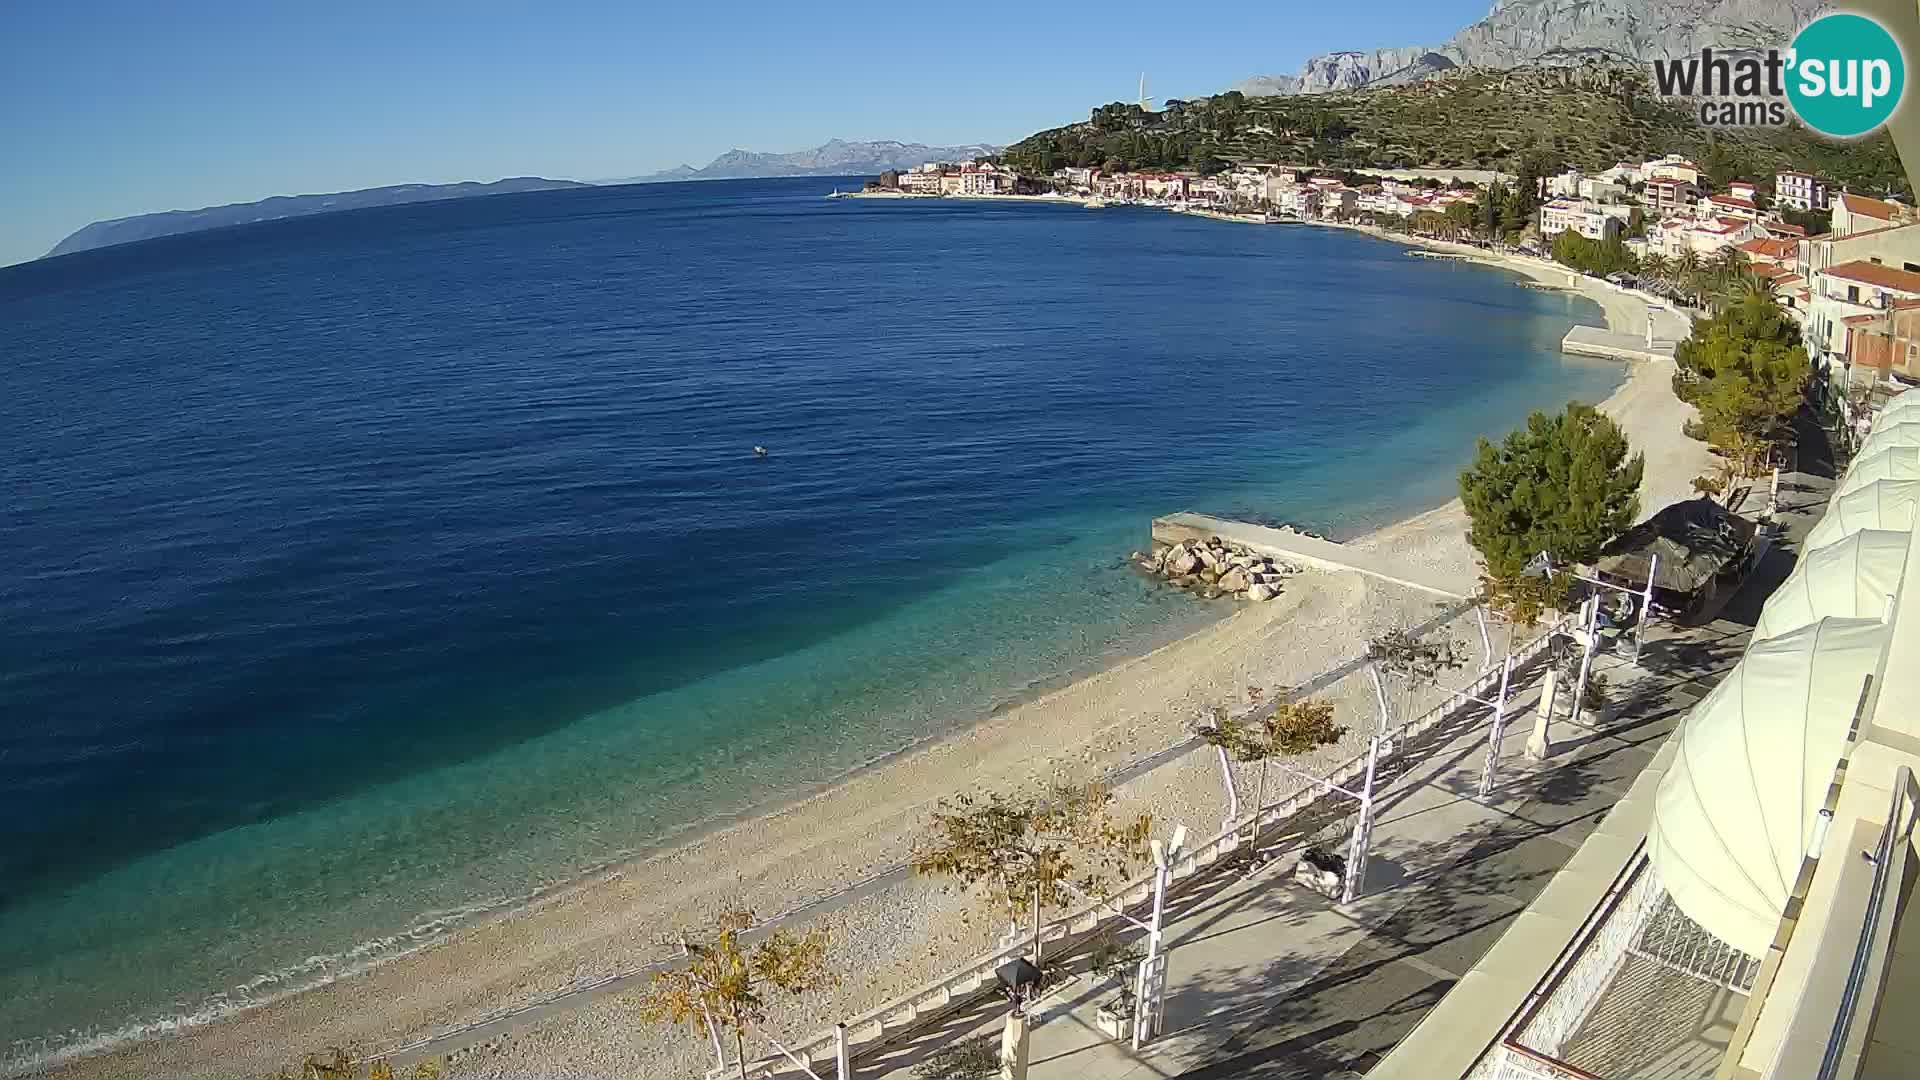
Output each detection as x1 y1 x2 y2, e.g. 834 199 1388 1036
0 177 1621 1060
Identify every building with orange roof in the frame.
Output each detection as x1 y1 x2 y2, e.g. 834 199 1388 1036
1833 191 1914 237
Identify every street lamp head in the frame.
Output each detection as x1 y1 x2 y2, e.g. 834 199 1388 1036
996 957 1044 1013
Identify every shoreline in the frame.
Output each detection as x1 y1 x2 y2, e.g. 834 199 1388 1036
32 219 1713 1080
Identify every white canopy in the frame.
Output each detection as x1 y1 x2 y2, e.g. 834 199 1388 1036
1833 445 1920 501
1649 617 1888 956
1805 480 1920 551
1751 530 1908 643
1855 421 1920 461
1876 392 1920 425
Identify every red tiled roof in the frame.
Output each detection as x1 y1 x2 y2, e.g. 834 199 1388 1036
1709 194 1757 209
1823 259 1920 293
1766 222 1808 238
1739 237 1798 259
1838 192 1906 220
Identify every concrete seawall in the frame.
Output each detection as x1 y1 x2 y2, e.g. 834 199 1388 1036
1561 325 1675 363
1151 512 1471 599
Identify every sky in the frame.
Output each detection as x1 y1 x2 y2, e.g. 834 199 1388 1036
0 0 1493 267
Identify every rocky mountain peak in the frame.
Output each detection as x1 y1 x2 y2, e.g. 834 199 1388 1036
1233 0 1826 96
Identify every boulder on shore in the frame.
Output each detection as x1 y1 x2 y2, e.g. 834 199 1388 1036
1248 584 1278 602
1216 568 1250 593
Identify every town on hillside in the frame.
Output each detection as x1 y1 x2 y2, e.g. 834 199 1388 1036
864 153 1918 446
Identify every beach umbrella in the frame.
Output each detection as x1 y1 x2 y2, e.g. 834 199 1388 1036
1750 529 1908 643
1649 617 1888 956
1833 445 1920 501
1854 420 1920 460
1805 480 1920 551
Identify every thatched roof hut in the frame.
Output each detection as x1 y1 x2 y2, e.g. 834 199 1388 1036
1592 497 1758 600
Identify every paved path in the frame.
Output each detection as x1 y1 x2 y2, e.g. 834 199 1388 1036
872 420 1835 1080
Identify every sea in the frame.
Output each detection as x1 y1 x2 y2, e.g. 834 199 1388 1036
0 177 1623 1065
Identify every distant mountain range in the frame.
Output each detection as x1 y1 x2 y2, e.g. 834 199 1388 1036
44 177 589 259
1233 0 1825 96
606 139 1003 184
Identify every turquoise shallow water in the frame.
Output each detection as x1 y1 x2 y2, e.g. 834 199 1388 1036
0 179 1621 1062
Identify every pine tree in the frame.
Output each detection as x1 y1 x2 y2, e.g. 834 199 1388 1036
1459 403 1645 580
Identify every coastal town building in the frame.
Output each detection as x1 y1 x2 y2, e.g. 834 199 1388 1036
1645 177 1700 216
1775 169 1830 211
1805 257 1920 390
1644 155 1704 185
1704 188 1762 222
1833 191 1914 237
1842 300 1920 386
1647 214 1764 258
1316 186 1357 218
1578 176 1627 203
1540 198 1624 241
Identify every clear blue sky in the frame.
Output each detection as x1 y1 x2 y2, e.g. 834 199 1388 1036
0 0 1490 266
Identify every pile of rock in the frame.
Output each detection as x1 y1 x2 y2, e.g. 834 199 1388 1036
1131 536 1303 602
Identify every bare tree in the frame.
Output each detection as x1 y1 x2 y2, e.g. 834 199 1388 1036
632 910 833 1080
1367 629 1468 726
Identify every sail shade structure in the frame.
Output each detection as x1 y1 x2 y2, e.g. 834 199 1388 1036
1805 480 1920 551
1854 421 1920 461
1649 618 1889 956
1750 530 1908 643
1651 614 1889 949
1876 392 1920 425
1833 445 1920 501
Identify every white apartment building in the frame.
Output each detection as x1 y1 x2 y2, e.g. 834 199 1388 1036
1776 170 1830 211
1540 198 1624 241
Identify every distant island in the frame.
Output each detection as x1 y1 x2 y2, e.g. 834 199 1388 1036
44 177 590 259
605 139 1003 184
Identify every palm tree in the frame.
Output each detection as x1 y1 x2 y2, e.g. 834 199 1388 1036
1674 249 1703 305
1704 248 1751 312
1640 252 1671 286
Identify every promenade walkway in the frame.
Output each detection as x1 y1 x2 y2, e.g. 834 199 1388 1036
871 435 1834 1080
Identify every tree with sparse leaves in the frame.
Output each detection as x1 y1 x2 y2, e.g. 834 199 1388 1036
632 910 833 1080
1198 690 1343 845
913 782 1151 971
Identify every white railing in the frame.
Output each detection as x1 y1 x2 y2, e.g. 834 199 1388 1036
1508 858 1664 1062
1632 892 1761 992
746 612 1576 1078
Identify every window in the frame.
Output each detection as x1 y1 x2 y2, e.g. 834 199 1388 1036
1850 285 1861 303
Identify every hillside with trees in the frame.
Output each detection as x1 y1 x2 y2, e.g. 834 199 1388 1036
1000 65 1907 198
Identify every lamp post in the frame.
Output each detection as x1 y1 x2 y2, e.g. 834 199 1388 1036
1133 824 1187 1049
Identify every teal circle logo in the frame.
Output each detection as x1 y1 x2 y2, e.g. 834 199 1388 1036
1787 13 1905 138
